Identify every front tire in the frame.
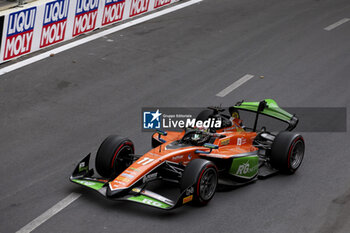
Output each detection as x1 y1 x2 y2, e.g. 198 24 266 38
95 135 134 178
270 132 305 174
180 159 218 206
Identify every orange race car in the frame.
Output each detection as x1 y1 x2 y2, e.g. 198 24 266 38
70 99 305 209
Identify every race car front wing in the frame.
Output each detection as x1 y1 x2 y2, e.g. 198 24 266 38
70 154 194 210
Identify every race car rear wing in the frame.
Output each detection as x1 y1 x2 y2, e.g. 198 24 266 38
230 99 299 131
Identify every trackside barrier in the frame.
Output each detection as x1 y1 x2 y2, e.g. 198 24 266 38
0 0 178 63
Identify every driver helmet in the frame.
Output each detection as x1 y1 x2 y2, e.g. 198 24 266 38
191 127 208 141
191 133 201 141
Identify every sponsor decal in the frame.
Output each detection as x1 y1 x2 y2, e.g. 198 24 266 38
141 198 162 207
237 137 247 146
143 172 157 183
120 173 134 178
137 157 155 165
132 187 141 192
129 167 141 172
220 138 230 146
185 187 194 196
236 162 257 176
40 0 69 48
188 153 192 160
73 0 99 36
154 0 171 9
230 156 258 178
72 179 104 190
113 180 126 185
78 161 88 172
182 195 193 204
4 7 36 60
116 176 130 182
172 155 183 161
102 0 125 26
125 170 137 175
75 180 94 186
129 0 150 17
128 195 170 209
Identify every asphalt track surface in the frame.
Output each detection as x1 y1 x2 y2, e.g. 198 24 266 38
1 0 350 232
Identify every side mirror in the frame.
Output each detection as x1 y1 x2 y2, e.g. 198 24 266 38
203 143 219 150
156 129 167 143
195 143 218 154
156 129 167 136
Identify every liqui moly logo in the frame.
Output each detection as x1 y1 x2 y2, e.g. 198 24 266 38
130 0 150 17
102 0 125 26
40 0 70 48
4 7 36 61
73 0 99 36
154 0 171 9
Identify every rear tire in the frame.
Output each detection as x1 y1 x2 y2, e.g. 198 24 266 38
95 135 134 178
180 159 218 206
270 132 305 174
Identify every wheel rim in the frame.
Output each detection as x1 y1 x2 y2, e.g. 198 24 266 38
290 140 304 169
199 168 217 201
113 146 133 173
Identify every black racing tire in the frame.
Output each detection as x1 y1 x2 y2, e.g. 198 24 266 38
180 159 218 206
270 131 305 174
95 135 134 178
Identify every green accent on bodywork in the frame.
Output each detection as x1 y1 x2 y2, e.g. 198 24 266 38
72 179 105 190
230 156 259 178
235 99 293 122
128 195 171 209
204 143 218 149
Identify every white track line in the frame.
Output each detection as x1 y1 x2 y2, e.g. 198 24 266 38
0 0 202 76
216 74 254 97
16 192 81 233
324 18 350 31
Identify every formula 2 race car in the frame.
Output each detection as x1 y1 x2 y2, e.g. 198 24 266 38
70 99 305 210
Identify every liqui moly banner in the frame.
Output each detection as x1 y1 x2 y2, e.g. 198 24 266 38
3 7 36 61
102 0 125 26
41 0 70 48
129 0 150 17
0 0 179 63
73 0 99 36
